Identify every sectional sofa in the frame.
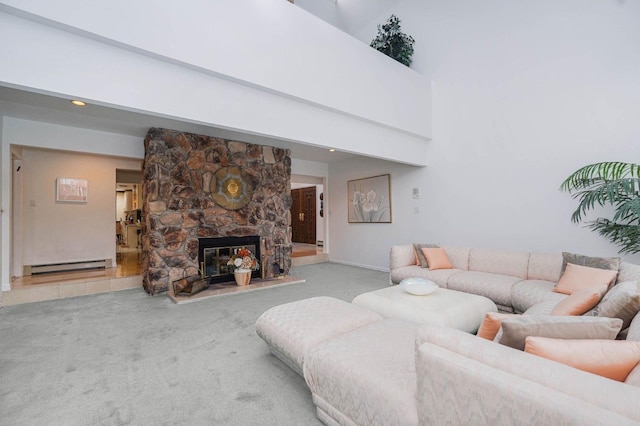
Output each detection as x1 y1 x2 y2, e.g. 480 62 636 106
255 246 640 425
390 244 640 314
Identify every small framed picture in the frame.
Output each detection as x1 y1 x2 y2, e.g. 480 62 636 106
56 178 88 203
348 174 392 223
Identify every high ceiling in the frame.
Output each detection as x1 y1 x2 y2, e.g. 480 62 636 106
0 85 356 164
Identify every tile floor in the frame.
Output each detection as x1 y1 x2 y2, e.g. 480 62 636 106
2 247 143 306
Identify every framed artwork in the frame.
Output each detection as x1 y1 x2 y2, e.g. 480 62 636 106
348 174 391 223
56 177 88 203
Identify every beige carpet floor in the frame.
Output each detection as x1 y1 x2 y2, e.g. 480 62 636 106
0 262 389 426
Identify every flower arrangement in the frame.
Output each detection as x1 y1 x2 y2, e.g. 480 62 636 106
227 247 260 272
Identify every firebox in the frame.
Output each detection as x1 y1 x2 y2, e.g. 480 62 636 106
198 236 261 284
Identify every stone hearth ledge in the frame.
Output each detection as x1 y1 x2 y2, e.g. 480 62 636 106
168 276 306 305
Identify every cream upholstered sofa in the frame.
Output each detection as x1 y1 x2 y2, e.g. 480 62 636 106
303 320 640 425
257 247 640 425
412 322 640 425
390 244 640 313
257 297 640 425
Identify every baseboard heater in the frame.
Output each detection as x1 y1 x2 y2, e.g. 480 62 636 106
23 259 112 276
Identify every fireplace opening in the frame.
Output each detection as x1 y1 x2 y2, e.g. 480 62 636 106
198 236 261 284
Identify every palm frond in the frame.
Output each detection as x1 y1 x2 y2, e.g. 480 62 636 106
560 162 640 192
587 219 640 254
569 177 639 223
612 198 640 224
561 161 640 254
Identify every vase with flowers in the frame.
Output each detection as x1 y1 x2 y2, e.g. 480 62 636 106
227 247 260 286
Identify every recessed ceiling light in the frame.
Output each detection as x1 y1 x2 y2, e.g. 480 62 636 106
329 149 336 152
71 100 87 106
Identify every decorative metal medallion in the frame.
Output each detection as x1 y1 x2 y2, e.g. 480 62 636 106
210 166 254 210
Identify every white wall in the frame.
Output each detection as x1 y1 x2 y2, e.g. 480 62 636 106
20 148 140 269
0 1 431 165
295 0 340 29
329 0 640 270
3 118 143 158
297 0 404 35
1 118 142 290
329 157 426 270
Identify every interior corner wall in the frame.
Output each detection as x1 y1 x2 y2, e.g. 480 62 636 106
20 148 141 270
328 0 640 270
328 157 427 270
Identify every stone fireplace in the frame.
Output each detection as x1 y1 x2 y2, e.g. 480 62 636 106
141 128 292 295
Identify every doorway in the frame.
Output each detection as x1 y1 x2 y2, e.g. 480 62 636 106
291 186 316 245
116 169 142 276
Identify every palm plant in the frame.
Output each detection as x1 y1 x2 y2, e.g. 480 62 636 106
560 162 640 254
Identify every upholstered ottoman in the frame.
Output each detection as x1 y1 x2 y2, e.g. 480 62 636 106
303 319 421 426
255 296 383 376
352 286 497 333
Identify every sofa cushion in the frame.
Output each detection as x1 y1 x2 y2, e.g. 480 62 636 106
553 263 617 295
497 316 623 351
626 363 640 387
594 281 640 329
511 279 567 314
443 247 470 270
524 337 640 382
468 248 529 279
561 251 621 274
255 297 383 375
527 252 563 282
390 265 426 284
413 243 439 268
416 340 633 425
446 271 520 308
524 299 562 316
416 324 640 421
303 319 419 426
477 312 520 340
618 261 640 284
422 247 453 270
389 244 418 271
389 265 460 287
424 268 460 288
627 312 640 342
551 287 607 316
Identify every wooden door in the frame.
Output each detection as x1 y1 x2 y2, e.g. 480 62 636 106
291 187 316 244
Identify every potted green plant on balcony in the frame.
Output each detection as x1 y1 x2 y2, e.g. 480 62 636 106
370 14 415 67
561 161 640 254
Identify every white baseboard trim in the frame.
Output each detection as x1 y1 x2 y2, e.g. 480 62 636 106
328 258 390 273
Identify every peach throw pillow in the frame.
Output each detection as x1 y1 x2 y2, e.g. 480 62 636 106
476 312 520 340
524 337 640 382
551 286 608 316
421 247 452 271
553 263 618 295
